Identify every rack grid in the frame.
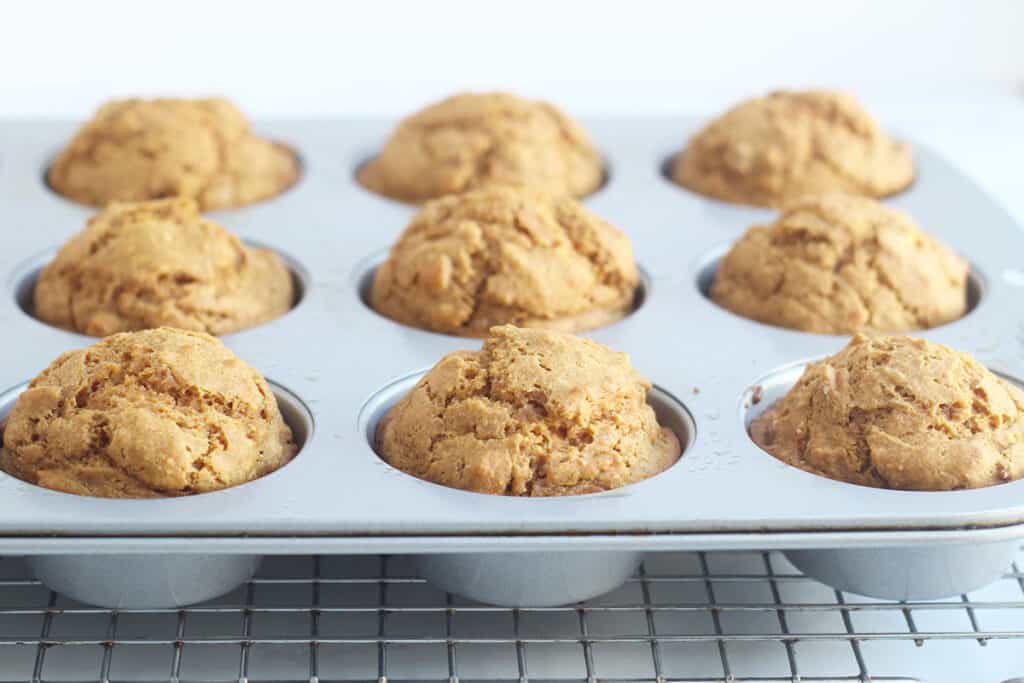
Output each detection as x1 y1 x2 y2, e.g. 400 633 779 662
1 548 1023 682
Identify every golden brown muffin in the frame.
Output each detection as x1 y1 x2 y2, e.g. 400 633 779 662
376 325 681 496
672 90 914 207
358 92 603 203
751 335 1024 490
48 98 298 210
370 186 639 336
0 327 297 498
34 198 295 336
710 194 968 334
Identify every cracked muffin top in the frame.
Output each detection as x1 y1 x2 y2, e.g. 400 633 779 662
750 334 1024 490
0 327 297 498
48 97 299 210
376 325 681 496
358 92 604 203
710 194 968 334
34 198 295 337
370 186 639 336
672 90 914 207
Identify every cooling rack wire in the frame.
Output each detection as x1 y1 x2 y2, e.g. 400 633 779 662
2 548 1023 682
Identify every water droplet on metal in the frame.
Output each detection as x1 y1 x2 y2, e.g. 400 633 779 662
1004 269 1024 287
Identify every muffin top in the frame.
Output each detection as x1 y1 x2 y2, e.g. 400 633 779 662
376 325 681 496
358 92 603 203
711 194 968 334
370 186 639 336
672 90 914 207
750 334 1024 490
34 198 295 337
0 327 297 498
48 97 298 210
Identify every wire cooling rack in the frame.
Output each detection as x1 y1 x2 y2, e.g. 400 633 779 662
1 549 1023 683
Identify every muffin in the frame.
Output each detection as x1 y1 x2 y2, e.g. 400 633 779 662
0 327 297 498
34 198 295 336
751 334 1024 490
710 194 968 334
358 92 603 203
672 90 914 207
370 186 639 336
48 97 298 210
376 325 681 496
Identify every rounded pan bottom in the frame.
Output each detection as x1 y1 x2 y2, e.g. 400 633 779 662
30 554 262 608
784 540 1019 600
415 550 642 606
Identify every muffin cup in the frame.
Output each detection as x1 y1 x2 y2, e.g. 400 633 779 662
30 553 260 608
416 551 642 606
784 540 1019 600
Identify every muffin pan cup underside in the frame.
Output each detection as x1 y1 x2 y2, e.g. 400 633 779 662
1 117 1024 607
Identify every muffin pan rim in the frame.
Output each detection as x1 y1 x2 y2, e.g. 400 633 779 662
0 117 1022 546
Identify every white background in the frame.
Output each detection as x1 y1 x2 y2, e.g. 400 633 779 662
0 0 1021 117
4 1 1020 220
4 0 1019 205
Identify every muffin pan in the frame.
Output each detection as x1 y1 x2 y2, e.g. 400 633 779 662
1 117 1024 607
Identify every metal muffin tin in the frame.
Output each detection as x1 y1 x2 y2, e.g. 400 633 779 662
1 117 1023 608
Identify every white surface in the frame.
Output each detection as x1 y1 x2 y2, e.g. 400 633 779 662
0 0 1021 117
3 1 1021 220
